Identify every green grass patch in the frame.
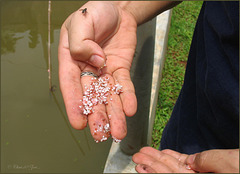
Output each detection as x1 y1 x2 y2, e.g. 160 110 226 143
151 1 203 149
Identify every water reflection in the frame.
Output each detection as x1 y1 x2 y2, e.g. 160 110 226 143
1 31 23 55
51 91 86 156
1 1 112 173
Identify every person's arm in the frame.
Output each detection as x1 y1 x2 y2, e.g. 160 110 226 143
115 1 181 25
63 1 181 68
58 1 180 142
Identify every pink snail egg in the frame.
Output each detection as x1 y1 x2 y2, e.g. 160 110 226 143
91 98 98 105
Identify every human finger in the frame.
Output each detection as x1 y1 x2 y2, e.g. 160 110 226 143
135 164 156 173
133 147 195 173
161 149 189 163
65 2 120 68
113 69 137 117
58 26 88 129
104 74 127 141
80 70 111 142
133 151 174 173
140 147 195 172
63 11 105 68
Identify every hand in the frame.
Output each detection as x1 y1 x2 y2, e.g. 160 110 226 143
132 147 195 173
58 1 137 142
186 149 239 173
133 147 239 173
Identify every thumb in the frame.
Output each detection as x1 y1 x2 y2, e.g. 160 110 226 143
65 9 106 68
69 39 106 69
186 152 209 173
186 149 239 173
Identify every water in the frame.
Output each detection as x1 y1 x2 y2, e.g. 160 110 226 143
1 1 112 173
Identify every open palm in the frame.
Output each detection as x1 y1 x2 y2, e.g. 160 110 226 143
58 1 137 142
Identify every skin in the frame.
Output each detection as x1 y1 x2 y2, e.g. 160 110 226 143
58 0 179 144
58 1 138 141
185 149 239 173
133 147 239 173
132 147 195 173
58 1 239 172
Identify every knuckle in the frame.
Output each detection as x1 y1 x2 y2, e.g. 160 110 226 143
140 146 153 153
161 149 173 154
69 45 87 60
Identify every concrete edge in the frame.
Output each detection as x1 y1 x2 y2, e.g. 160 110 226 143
103 10 172 173
147 9 172 146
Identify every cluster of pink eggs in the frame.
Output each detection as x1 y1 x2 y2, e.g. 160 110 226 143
79 76 123 143
80 76 122 115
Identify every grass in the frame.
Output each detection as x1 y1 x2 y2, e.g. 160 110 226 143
151 1 203 149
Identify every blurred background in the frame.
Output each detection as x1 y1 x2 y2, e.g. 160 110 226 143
1 1 112 173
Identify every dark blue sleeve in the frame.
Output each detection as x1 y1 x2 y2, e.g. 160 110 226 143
160 1 239 154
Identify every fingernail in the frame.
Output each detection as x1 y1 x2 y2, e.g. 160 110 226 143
186 155 196 170
186 164 192 170
98 68 103 75
187 154 196 165
89 55 105 68
138 164 155 173
139 164 147 171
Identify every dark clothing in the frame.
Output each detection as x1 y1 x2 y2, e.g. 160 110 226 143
160 1 239 154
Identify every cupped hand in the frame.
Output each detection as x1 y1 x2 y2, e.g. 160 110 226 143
133 147 239 173
58 1 137 142
132 147 196 173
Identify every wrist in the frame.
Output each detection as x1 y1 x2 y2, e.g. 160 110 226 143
114 1 140 24
114 1 181 25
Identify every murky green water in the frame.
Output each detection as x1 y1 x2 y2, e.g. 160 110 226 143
1 1 112 173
